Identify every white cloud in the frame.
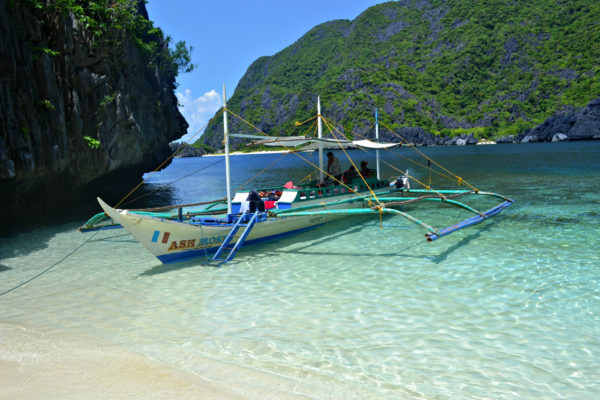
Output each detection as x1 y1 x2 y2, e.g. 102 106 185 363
175 89 222 143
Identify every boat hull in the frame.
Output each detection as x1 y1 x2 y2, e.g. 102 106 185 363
98 198 364 263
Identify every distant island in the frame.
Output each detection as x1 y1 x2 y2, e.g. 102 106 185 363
169 142 210 157
200 0 600 151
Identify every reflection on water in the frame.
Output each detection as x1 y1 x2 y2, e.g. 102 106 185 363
112 183 178 209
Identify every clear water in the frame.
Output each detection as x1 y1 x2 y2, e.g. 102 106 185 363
1 142 599 399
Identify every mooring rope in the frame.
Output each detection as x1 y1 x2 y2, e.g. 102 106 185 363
121 157 225 207
0 231 99 297
114 109 224 208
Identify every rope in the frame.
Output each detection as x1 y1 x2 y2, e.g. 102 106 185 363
294 115 318 126
378 119 479 192
234 152 289 192
224 105 476 205
114 109 224 208
300 117 319 139
378 158 446 198
223 107 271 139
121 157 225 207
225 108 372 201
323 118 462 188
0 231 99 297
227 105 447 206
321 116 382 205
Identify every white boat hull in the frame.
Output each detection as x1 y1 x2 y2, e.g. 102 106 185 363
98 197 364 263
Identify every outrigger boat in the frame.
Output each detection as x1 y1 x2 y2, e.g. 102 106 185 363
89 88 514 264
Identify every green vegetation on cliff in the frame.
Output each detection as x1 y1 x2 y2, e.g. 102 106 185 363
21 0 195 81
200 0 600 149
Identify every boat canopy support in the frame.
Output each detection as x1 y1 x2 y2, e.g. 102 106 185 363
228 134 401 151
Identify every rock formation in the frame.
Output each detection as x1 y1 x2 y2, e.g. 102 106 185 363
497 96 600 143
169 142 206 158
0 0 186 224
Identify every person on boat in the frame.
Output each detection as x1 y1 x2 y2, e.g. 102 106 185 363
342 165 358 183
246 190 265 212
391 174 410 190
268 190 279 201
326 152 342 183
360 161 375 178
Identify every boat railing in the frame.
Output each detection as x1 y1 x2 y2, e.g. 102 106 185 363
295 178 391 201
231 178 395 212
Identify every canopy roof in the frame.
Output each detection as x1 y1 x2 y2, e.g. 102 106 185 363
229 134 401 151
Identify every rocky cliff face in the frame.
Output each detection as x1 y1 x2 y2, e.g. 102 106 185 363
0 0 186 223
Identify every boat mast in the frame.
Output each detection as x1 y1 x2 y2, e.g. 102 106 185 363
375 108 381 180
317 96 324 182
223 83 232 214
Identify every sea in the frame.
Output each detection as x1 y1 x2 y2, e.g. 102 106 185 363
1 141 599 399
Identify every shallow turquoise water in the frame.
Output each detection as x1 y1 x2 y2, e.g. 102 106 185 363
1 142 599 398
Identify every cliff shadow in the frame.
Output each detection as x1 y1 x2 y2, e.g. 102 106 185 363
0 184 177 261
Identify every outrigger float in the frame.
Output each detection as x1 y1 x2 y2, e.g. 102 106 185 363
84 87 514 264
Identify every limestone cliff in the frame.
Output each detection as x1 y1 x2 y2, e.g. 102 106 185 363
497 96 600 143
0 0 187 223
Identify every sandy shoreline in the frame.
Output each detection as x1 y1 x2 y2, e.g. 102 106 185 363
0 322 314 400
0 322 240 400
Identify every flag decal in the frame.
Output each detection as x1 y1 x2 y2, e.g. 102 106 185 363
152 231 171 243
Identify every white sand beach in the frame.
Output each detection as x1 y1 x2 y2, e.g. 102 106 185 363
0 322 238 399
0 322 313 400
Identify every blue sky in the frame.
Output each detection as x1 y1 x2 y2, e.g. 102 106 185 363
146 1 387 142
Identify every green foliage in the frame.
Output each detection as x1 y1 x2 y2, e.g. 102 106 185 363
21 124 29 138
83 135 101 149
37 99 55 111
169 40 196 74
439 127 489 139
21 0 43 9
99 94 115 108
202 0 600 148
25 0 194 81
191 142 214 153
31 46 60 56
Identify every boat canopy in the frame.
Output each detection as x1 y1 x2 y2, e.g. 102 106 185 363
228 134 401 151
